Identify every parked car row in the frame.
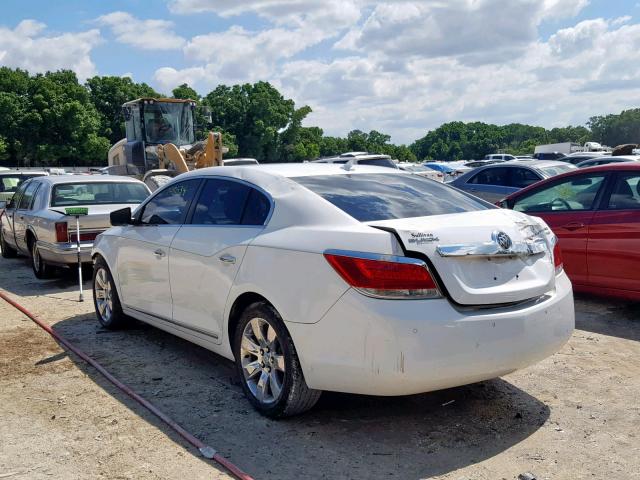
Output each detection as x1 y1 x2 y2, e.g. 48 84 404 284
2 158 636 419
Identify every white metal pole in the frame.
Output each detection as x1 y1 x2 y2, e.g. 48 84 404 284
76 215 84 302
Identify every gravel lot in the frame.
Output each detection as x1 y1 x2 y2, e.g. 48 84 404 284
1 254 639 480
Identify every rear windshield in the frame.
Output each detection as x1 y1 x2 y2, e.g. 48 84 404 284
51 182 149 207
292 173 488 222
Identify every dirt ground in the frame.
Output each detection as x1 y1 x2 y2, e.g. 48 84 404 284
1 254 639 480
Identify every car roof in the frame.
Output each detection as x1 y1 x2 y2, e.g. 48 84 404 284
182 163 407 180
504 162 640 201
607 155 640 161
312 154 392 162
500 160 570 168
35 175 145 185
0 171 48 176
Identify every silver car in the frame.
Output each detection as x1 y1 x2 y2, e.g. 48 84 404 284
0 171 48 205
448 160 577 203
0 175 150 278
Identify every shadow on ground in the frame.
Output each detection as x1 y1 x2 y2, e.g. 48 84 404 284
0 255 91 298
48 312 550 480
574 294 640 342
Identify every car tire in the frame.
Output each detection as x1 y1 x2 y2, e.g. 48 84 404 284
92 257 128 329
30 239 53 279
0 228 17 258
233 301 322 418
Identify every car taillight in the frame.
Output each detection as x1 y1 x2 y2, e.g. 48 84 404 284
553 241 563 274
69 231 100 242
324 251 441 299
55 222 68 243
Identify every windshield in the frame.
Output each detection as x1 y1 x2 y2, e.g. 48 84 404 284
0 174 45 193
541 164 576 177
51 182 149 207
143 102 195 146
292 173 488 222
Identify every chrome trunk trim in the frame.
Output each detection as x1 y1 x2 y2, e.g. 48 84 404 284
436 239 548 258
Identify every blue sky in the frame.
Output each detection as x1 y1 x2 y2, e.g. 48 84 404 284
2 0 640 143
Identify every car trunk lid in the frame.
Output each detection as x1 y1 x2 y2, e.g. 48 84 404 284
48 204 137 241
368 209 556 306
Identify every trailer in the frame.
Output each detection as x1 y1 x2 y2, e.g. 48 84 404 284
534 142 583 155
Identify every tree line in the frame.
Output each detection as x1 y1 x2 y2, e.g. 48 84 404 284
0 67 638 167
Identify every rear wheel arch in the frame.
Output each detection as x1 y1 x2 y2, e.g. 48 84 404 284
92 252 123 298
25 228 36 249
227 292 271 351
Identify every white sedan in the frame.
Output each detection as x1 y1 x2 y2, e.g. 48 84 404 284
92 164 574 417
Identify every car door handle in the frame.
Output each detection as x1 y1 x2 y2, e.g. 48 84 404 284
219 254 236 264
561 222 585 231
153 249 166 257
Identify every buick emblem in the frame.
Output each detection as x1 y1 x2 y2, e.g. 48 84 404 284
492 230 512 251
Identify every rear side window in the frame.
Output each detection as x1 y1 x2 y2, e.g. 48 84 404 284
510 168 541 188
190 179 270 226
139 179 200 225
606 174 640 210
468 167 510 186
18 182 39 210
292 173 488 222
242 189 271 225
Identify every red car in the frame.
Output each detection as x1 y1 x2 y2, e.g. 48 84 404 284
498 163 640 301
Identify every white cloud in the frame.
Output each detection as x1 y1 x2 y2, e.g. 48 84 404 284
153 66 207 93
169 0 361 29
154 0 640 144
97 11 185 50
0 20 101 79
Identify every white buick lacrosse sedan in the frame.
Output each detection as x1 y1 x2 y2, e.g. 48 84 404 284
92 163 574 417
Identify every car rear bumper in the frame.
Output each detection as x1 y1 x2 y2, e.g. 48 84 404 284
287 272 574 396
37 240 93 265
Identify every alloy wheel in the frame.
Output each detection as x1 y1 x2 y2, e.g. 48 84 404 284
240 317 286 404
94 267 113 323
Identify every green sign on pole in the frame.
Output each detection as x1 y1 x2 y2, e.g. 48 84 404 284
64 207 89 216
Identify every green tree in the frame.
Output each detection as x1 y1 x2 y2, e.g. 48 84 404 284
204 81 301 161
172 83 199 101
589 109 640 147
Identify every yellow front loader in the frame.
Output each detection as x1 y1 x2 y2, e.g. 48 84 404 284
107 98 228 190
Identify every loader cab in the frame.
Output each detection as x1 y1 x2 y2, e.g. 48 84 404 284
119 98 197 172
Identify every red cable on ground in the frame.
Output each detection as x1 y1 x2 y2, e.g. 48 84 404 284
0 289 255 480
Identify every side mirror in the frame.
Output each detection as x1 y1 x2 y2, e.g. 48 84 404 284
110 207 133 226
